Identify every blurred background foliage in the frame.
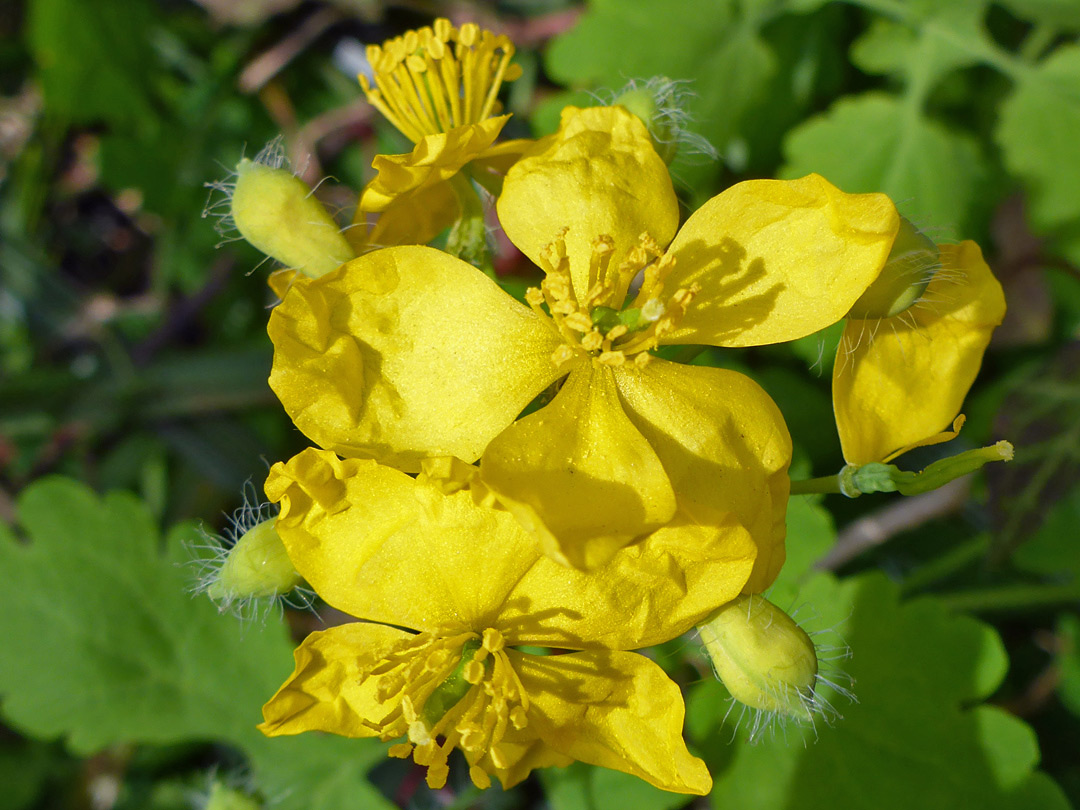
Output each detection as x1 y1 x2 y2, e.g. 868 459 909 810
1 0 1080 808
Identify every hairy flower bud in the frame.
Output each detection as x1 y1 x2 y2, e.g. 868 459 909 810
206 517 302 603
847 216 939 319
699 594 819 721
230 158 354 278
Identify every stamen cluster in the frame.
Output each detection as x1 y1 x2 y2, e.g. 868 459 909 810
371 628 529 789
525 230 700 370
360 18 522 143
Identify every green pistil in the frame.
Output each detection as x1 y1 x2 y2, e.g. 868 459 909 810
591 305 644 334
422 638 484 726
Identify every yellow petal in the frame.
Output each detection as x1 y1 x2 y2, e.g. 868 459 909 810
661 174 899 347
480 362 677 569
612 360 792 593
358 116 508 213
267 268 301 301
497 105 679 302
267 245 563 470
354 177 461 249
511 649 712 795
265 448 540 630
269 447 754 651
833 240 1006 465
259 622 411 737
504 512 757 649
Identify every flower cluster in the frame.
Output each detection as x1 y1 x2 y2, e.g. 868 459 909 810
206 16 1007 797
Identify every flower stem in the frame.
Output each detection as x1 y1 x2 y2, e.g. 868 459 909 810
789 475 843 496
446 173 494 278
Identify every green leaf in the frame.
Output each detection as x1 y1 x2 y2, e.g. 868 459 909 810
689 573 1070 809
26 0 157 125
998 45 1080 235
848 1 987 82
540 761 692 810
0 477 392 810
543 0 776 173
782 92 984 238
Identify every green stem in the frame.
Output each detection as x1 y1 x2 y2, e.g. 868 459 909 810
935 582 1080 614
789 475 843 496
446 173 494 278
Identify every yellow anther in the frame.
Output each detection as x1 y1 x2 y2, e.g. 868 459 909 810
551 344 578 367
463 660 486 684
481 628 505 652
408 719 432 745
459 23 479 47
634 352 653 368
606 324 629 341
564 312 594 333
510 706 529 729
469 766 492 790
525 287 544 307
641 298 665 322
388 742 413 759
598 351 626 366
581 330 604 352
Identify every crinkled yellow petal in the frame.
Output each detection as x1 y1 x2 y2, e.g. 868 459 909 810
265 448 540 631
612 360 792 593
351 176 461 249
267 268 301 301
834 241 1006 465
259 622 410 737
503 512 756 649
511 649 712 795
267 245 563 470
497 105 679 302
358 116 508 213
484 737 574 791
661 174 899 347
480 362 677 570
267 446 752 651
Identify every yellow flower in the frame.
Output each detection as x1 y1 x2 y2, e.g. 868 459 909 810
352 18 531 249
268 105 901 578
833 239 1006 465
259 447 758 793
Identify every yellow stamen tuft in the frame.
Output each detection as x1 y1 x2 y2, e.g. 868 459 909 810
360 18 519 143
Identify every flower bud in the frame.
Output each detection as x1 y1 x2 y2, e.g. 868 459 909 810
847 216 939 319
206 517 302 603
204 783 261 810
230 158 354 278
612 77 717 166
699 594 818 721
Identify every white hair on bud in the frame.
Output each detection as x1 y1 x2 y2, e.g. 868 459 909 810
187 480 316 625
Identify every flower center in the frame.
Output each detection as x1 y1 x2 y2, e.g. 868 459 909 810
360 18 522 143
369 627 529 790
525 230 700 370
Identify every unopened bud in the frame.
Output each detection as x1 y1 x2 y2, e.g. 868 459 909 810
206 517 302 603
699 594 818 721
204 783 261 810
230 158 354 277
612 77 716 166
848 216 939 320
